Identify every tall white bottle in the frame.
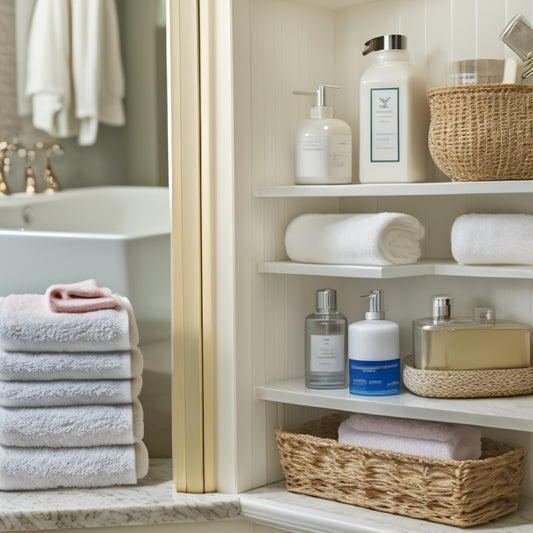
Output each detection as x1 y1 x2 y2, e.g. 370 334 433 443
359 35 427 183
348 290 400 396
294 84 352 185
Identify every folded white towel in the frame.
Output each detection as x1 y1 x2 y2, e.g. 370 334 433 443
338 413 481 461
0 294 138 352
0 441 148 490
451 213 533 265
0 377 142 407
285 213 425 265
0 400 143 447
0 347 143 381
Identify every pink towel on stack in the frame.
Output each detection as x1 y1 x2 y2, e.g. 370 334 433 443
46 279 117 313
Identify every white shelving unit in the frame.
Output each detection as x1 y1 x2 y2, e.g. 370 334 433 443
255 180 533 198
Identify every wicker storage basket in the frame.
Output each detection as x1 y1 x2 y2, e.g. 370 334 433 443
403 355 533 398
427 84 533 181
276 414 527 528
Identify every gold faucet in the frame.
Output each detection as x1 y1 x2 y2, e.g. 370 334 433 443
36 142 62 193
0 141 12 196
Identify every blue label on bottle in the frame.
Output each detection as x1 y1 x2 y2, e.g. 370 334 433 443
349 358 400 396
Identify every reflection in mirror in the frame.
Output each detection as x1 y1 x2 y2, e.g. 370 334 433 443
0 0 171 459
0 0 168 192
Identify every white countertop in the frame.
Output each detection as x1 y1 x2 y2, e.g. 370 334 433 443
0 459 240 531
1 460 531 532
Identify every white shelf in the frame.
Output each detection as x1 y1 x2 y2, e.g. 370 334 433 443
241 482 533 533
255 180 533 198
256 377 533 431
259 259 533 279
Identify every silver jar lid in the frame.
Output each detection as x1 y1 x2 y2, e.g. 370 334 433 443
432 296 453 320
363 34 407 56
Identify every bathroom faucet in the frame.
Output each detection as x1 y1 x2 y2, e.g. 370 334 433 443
36 142 62 193
0 141 13 196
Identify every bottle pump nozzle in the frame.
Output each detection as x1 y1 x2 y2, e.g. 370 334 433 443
293 84 341 119
362 290 385 320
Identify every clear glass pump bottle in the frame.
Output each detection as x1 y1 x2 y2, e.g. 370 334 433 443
305 288 347 389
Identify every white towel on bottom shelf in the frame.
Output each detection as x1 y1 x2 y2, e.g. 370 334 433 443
0 347 143 381
285 213 425 265
451 213 533 265
0 400 143 447
338 413 481 461
0 441 149 490
0 377 142 407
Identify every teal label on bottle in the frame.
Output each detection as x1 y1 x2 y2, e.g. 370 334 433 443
370 87 399 163
349 357 400 396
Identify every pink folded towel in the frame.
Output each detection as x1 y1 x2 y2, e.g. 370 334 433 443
338 413 481 461
46 279 118 313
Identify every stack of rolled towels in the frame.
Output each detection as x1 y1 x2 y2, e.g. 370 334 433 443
338 413 481 461
0 279 148 490
285 212 425 265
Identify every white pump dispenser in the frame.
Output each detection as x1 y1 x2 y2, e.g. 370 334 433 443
348 289 400 396
294 84 352 185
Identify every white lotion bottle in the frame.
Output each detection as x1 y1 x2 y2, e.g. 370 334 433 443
359 35 427 183
348 290 400 396
294 84 352 185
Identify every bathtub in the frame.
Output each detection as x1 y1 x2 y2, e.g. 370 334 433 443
0 186 172 456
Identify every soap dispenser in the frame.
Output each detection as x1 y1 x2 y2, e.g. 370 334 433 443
294 84 352 185
359 35 427 183
348 290 400 396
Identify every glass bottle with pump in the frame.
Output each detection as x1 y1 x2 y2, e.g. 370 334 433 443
413 296 531 370
305 288 347 389
294 84 352 185
359 35 427 183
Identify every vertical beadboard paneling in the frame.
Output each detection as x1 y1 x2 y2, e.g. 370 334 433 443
234 0 533 497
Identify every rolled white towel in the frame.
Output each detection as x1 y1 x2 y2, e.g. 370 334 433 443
0 377 142 407
338 413 481 461
0 441 149 490
0 400 143 447
0 294 138 352
285 213 425 265
451 213 533 265
0 347 143 381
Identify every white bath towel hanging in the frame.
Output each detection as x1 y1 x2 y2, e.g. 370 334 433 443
71 0 125 146
25 0 79 138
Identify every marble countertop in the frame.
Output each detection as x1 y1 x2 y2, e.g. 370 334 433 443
0 459 240 532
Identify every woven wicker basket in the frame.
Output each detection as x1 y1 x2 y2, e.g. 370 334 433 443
403 355 533 398
427 84 533 181
276 414 527 528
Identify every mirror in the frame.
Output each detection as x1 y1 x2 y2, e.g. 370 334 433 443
0 0 171 459
0 0 167 191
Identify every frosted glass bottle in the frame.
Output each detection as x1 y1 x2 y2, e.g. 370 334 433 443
305 289 347 389
348 290 400 396
359 35 427 183
295 84 352 184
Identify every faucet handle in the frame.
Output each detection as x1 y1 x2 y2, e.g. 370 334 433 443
36 142 63 193
17 148 37 194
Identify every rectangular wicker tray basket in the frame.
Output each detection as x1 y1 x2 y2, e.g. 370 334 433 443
275 414 527 528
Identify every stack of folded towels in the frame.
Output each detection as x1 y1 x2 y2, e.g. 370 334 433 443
338 412 482 461
0 280 148 490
